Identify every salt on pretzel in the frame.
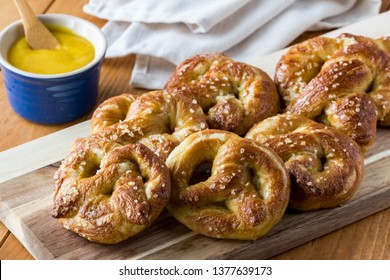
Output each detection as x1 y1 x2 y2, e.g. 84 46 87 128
274 33 390 150
339 33 390 55
51 137 170 244
246 114 364 211
165 53 280 135
91 90 208 161
166 130 290 240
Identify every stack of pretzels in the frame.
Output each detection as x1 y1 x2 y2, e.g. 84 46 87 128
52 33 389 244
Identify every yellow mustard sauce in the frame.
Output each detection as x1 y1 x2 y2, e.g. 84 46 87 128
7 24 95 74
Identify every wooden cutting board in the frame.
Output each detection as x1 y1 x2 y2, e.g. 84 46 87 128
1 12 390 260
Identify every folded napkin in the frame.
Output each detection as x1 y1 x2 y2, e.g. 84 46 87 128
83 0 381 89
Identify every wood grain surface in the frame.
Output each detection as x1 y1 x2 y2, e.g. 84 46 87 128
0 0 390 260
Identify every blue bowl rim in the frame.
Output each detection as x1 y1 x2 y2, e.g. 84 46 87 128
0 13 107 80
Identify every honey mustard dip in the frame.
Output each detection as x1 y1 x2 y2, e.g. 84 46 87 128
7 25 94 74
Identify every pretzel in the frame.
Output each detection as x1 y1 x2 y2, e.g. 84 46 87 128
91 93 137 134
51 137 170 244
274 33 390 150
166 130 290 240
246 114 364 211
91 90 208 161
165 53 280 135
340 33 390 55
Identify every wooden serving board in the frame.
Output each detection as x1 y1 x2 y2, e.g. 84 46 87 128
1 12 390 260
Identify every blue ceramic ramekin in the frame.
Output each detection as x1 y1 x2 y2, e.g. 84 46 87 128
0 14 107 124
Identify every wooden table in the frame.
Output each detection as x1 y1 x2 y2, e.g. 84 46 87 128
0 0 389 260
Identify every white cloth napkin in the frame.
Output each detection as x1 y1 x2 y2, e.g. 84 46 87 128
83 0 381 90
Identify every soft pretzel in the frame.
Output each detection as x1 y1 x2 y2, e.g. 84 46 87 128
91 93 137 134
274 33 390 150
246 114 364 211
91 90 208 161
165 53 280 135
51 137 170 244
339 33 390 55
166 130 290 240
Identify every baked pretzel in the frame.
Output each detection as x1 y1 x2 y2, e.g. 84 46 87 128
51 137 170 244
340 33 390 55
91 90 208 161
166 130 290 240
91 93 137 134
246 114 364 211
275 33 390 150
165 53 280 135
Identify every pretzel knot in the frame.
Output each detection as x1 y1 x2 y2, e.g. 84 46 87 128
51 138 170 244
246 114 364 211
274 33 390 150
166 130 290 240
165 53 280 135
91 90 208 161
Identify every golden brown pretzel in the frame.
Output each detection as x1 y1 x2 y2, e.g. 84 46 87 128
274 33 390 150
51 137 170 244
339 33 390 55
91 90 208 161
165 53 280 135
166 130 290 240
246 114 364 211
91 93 137 134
